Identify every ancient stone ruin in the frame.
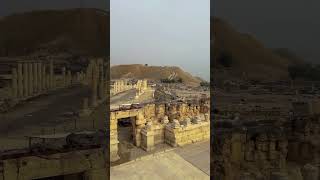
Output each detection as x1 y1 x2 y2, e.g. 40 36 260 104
110 99 210 162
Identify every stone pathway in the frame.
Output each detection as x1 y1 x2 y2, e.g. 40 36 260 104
110 150 209 180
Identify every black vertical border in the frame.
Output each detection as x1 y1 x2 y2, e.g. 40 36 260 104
210 0 214 179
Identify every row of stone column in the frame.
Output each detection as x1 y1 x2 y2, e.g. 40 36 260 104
112 79 133 95
135 80 147 97
87 58 106 107
11 61 55 99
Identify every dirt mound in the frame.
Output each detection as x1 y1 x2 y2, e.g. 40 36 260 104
111 64 201 86
212 17 302 81
0 8 109 57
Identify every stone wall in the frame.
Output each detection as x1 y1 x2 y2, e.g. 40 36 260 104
165 121 210 147
212 116 320 180
110 100 210 162
0 148 107 180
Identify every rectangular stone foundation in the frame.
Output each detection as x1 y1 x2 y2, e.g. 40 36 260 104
165 121 210 147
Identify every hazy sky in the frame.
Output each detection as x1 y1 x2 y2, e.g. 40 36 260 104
214 0 320 63
111 0 210 80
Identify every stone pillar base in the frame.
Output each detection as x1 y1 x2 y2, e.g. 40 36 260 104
110 151 120 162
141 128 155 151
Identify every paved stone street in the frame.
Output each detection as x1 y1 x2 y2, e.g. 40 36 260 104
110 149 209 180
110 141 210 180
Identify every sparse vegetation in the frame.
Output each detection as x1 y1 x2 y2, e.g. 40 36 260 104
200 81 210 87
160 78 183 83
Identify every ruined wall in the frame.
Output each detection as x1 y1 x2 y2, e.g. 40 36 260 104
110 100 210 162
165 121 210 147
213 117 320 180
0 148 107 180
153 124 166 145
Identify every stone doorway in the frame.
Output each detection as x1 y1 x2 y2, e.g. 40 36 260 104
117 117 136 162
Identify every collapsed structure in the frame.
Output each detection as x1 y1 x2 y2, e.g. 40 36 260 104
0 131 108 180
110 99 210 162
213 82 320 180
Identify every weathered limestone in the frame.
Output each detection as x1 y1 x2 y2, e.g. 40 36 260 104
110 113 120 162
79 98 91 117
23 63 29 97
302 164 318 180
112 79 148 96
0 148 107 180
67 70 72 86
42 65 46 90
270 172 289 180
141 124 155 151
91 62 98 107
165 121 210 147
239 173 254 180
49 59 54 89
46 74 50 91
33 63 38 93
17 63 23 98
98 62 105 100
110 100 210 162
61 67 66 87
11 68 18 98
161 115 169 124
28 63 33 95
76 72 80 82
37 62 42 92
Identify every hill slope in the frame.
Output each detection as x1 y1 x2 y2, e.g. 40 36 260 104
212 17 301 80
111 64 201 86
0 8 109 57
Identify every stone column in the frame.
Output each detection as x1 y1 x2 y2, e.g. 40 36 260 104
49 59 54 89
61 67 66 87
29 63 33 95
46 74 50 90
42 65 46 90
23 63 29 97
110 114 120 162
91 62 98 107
79 97 90 116
37 62 42 92
17 63 23 98
140 124 155 151
86 62 92 85
11 68 18 98
76 72 80 82
67 70 72 86
98 63 105 100
33 63 38 94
